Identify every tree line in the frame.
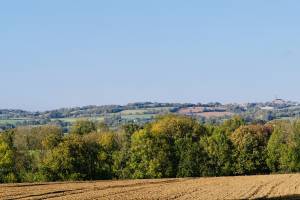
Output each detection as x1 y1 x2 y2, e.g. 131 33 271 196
0 115 300 183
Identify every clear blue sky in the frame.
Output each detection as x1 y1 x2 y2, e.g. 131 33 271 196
1 1 299 111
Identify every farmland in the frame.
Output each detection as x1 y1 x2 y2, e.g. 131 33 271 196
2 174 300 200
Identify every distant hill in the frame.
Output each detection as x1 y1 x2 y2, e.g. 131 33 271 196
1 99 299 131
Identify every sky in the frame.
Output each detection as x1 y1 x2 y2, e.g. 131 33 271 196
0 0 300 111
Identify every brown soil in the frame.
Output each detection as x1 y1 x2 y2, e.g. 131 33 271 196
197 111 233 118
1 174 300 200
178 107 205 114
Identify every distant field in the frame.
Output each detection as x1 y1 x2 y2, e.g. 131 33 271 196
178 107 233 118
120 107 173 115
121 113 156 120
57 114 157 122
0 118 29 125
178 107 205 114
197 111 234 118
53 117 105 123
2 174 300 200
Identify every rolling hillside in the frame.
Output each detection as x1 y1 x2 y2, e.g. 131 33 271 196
1 99 299 131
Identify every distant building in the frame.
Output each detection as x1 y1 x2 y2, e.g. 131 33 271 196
260 106 274 110
272 99 286 105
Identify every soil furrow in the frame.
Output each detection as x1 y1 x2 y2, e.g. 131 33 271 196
2 174 300 200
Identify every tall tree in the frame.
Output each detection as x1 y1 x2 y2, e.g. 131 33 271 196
230 124 272 175
0 133 16 183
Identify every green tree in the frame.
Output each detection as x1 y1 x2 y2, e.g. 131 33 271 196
97 133 120 179
282 121 300 172
0 134 16 183
175 137 203 177
201 128 233 176
11 126 62 182
127 115 207 178
71 119 96 135
128 129 174 178
230 124 272 175
122 123 142 138
41 127 63 150
267 120 300 172
13 125 62 151
222 116 245 133
41 134 100 181
151 115 207 177
97 122 110 133
266 122 287 172
112 124 141 179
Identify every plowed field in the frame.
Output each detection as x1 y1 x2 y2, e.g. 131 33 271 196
2 174 300 200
